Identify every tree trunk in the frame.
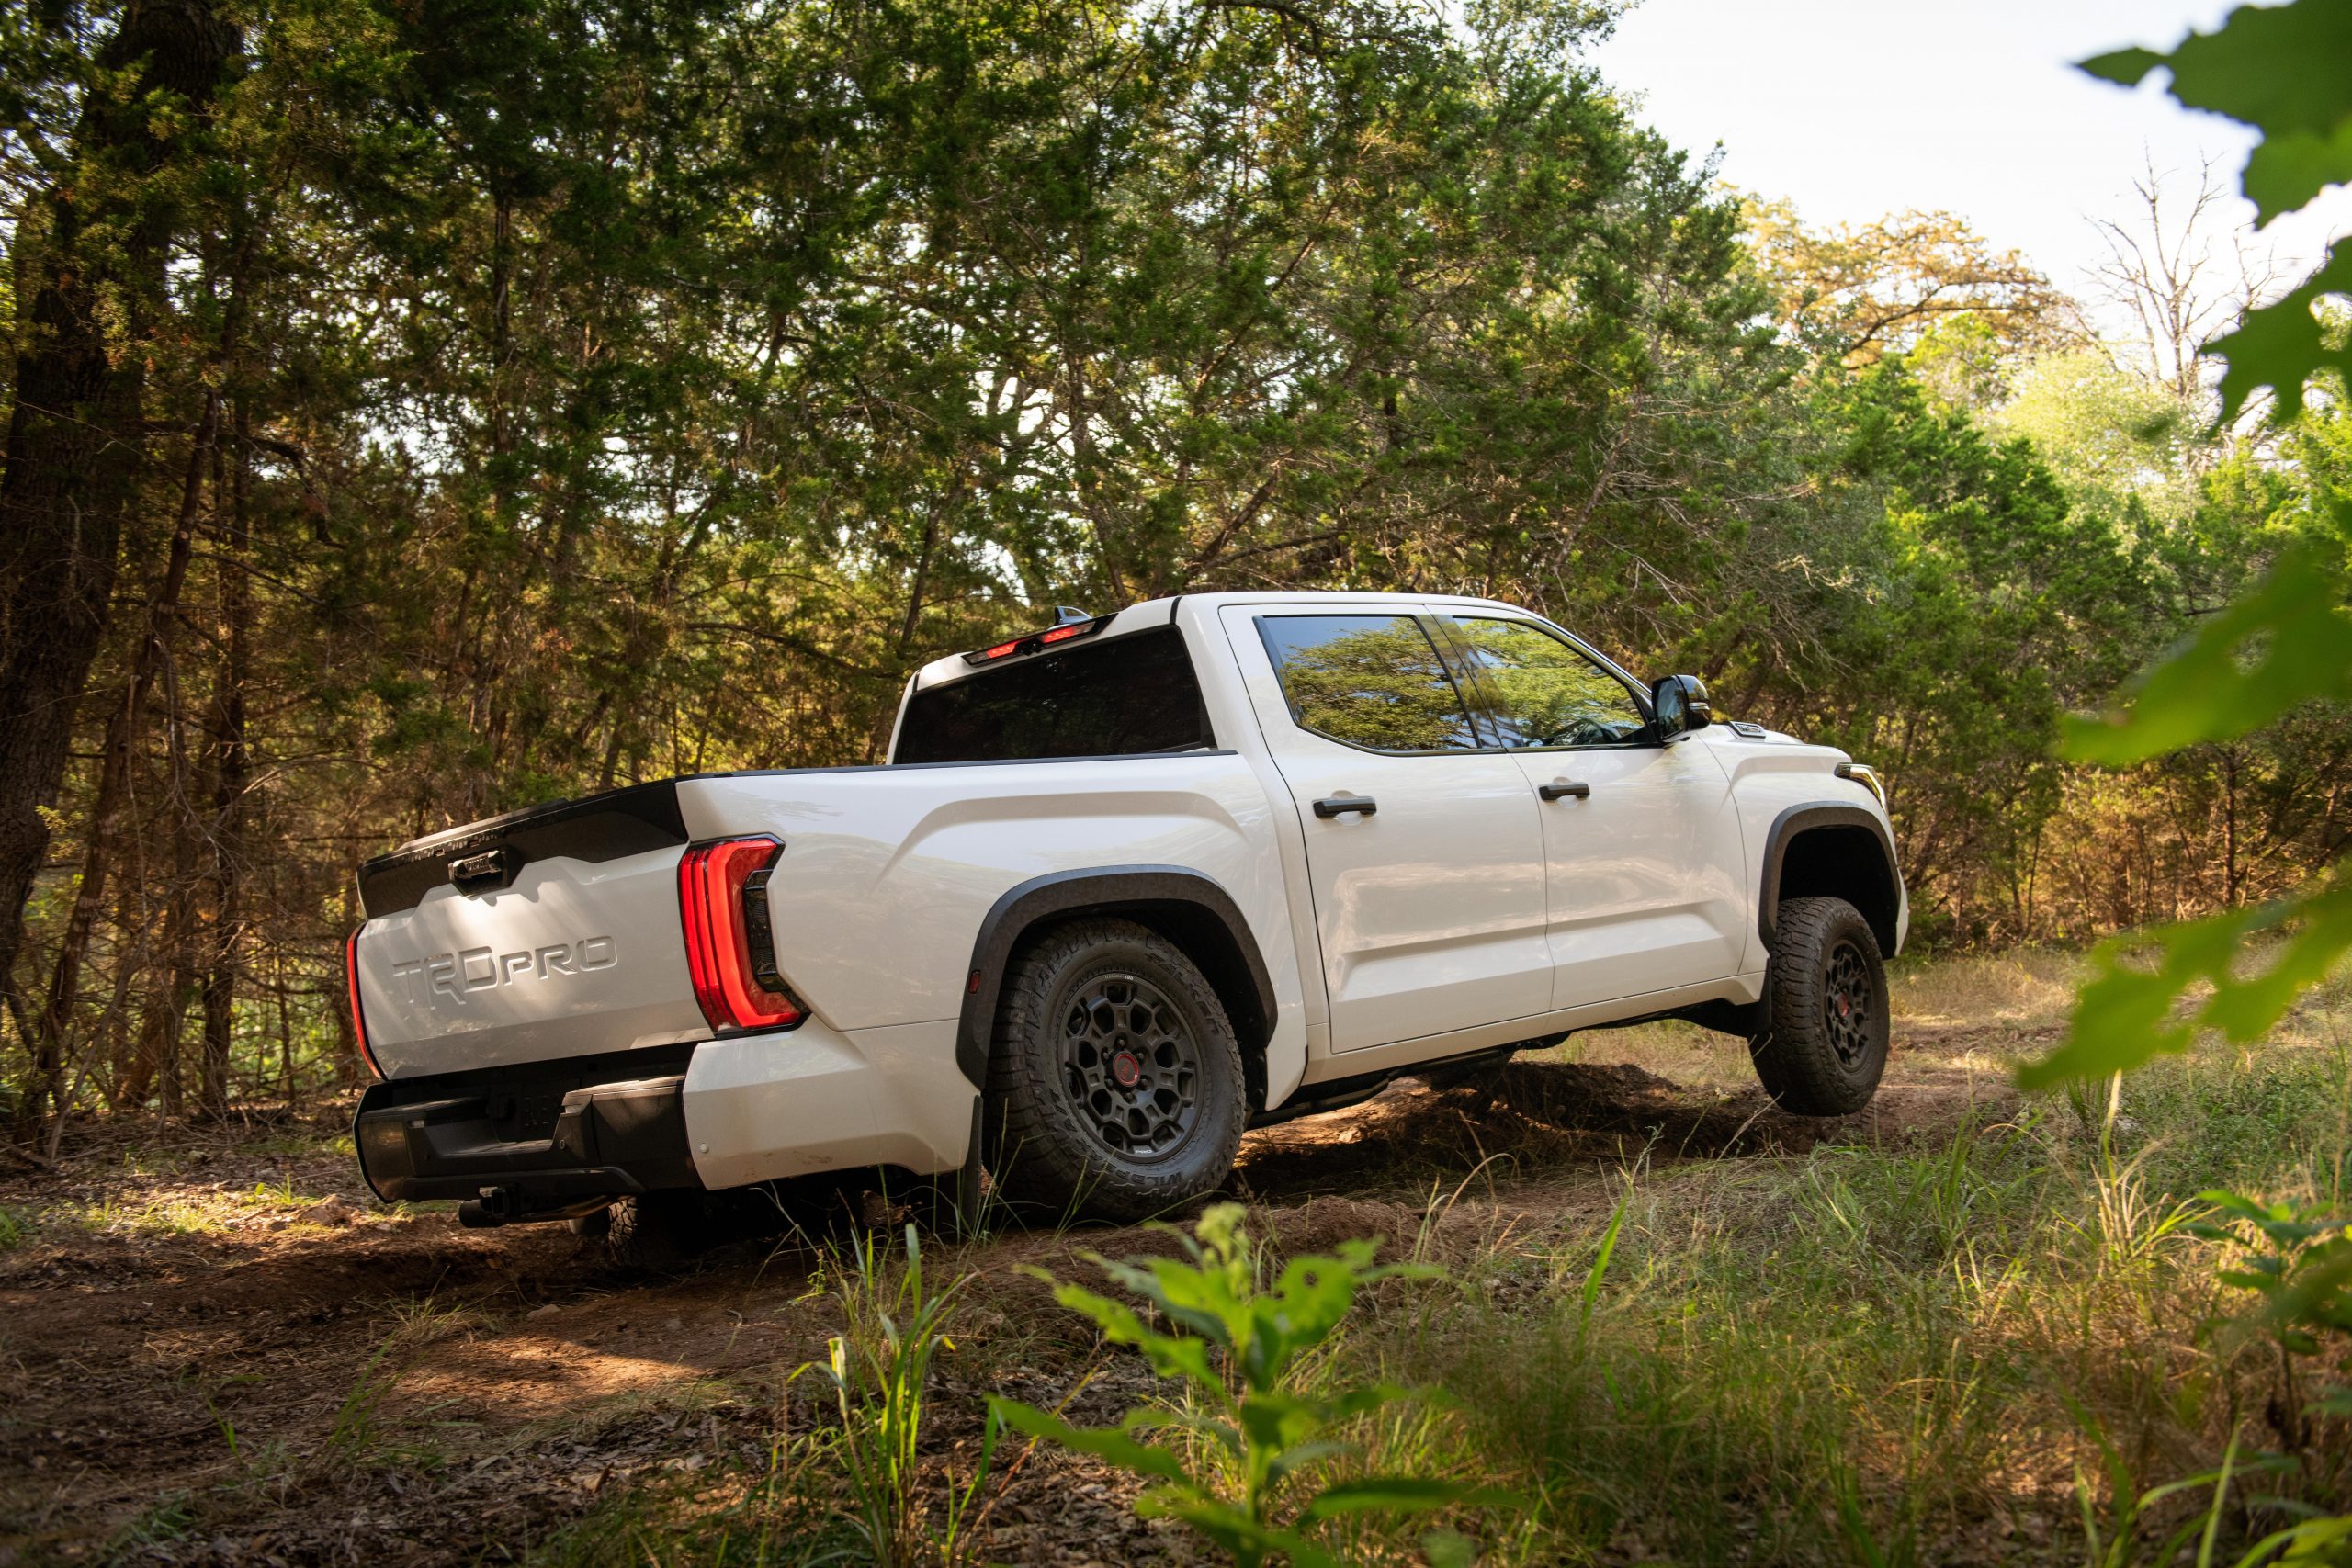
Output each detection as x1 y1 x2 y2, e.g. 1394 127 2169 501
0 0 237 1030
24 394 219 1136
198 406 254 1120
119 662 204 1116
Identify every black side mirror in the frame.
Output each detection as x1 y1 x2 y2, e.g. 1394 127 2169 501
1651 674 1713 737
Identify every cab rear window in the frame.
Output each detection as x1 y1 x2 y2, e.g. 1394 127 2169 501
893 626 1216 764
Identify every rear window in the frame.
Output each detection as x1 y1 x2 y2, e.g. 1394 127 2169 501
893 626 1216 764
1255 613 1481 753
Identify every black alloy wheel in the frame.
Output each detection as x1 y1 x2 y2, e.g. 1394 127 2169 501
986 917 1247 1222
1749 895 1891 1116
1822 938 1877 1067
1057 971 1203 1161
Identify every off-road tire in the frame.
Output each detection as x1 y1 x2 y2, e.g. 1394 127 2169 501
602 1190 716 1271
985 918 1247 1224
1748 896 1889 1115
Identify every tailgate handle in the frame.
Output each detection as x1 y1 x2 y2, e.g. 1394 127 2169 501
448 846 522 895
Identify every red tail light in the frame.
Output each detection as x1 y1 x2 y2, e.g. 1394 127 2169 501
962 615 1107 664
677 836 806 1032
345 929 383 1080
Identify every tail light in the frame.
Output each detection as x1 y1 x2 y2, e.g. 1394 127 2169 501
961 613 1107 665
677 836 806 1032
345 929 383 1080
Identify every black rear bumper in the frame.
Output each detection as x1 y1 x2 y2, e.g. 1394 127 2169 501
354 1043 700 1218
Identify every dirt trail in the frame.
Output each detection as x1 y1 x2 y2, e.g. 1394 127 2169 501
0 1043 2016 1565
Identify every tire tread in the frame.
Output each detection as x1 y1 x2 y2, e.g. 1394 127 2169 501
1751 895 1889 1116
986 918 1245 1223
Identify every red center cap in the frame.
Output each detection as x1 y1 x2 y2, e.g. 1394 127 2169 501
1112 1052 1141 1088
1837 994 1850 1017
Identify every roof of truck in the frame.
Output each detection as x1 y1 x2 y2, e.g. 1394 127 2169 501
910 589 1528 693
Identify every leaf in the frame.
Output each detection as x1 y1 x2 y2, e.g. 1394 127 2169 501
2204 239 2352 425
2076 0 2352 224
988 1398 1192 1484
2062 542 2352 763
1136 1493 1348 1568
2076 46 2165 87
1049 1282 1221 1389
2018 870 2352 1087
1579 1189 1629 1333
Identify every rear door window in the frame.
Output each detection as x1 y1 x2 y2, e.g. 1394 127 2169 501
1255 614 1483 753
893 626 1215 764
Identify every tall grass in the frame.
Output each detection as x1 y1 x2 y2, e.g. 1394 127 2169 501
795 1224 996 1568
1399 1041 2352 1564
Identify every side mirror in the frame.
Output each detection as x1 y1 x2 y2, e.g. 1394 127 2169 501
1651 674 1712 737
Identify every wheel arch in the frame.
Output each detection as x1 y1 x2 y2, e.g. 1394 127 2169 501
955 866 1278 1107
1760 803 1905 957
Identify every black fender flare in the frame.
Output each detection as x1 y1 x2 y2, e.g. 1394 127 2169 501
953 865 1277 1091
1758 802 1905 955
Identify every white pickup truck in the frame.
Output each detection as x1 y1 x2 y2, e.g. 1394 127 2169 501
347 592 1904 1230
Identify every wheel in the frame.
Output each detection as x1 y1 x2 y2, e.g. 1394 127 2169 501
985 918 1247 1223
602 1190 715 1270
1749 897 1889 1115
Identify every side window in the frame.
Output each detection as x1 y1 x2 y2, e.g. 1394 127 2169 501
1442 616 1649 748
1256 614 1481 753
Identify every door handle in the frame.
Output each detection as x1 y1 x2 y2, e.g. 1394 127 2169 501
1313 795 1378 818
1539 781 1591 801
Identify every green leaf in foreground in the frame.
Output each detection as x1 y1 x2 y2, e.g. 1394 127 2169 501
2076 0 2352 422
2078 0 2352 226
2018 869 2352 1087
2061 542 2352 764
2203 239 2352 424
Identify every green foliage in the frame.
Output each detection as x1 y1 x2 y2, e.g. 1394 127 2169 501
2080 4 2352 228
2022 874 2352 1087
2183 1190 2352 1567
795 1225 995 1568
2064 544 2352 765
2081 0 2352 420
991 1203 1503 1568
2030 4 2352 1086
0 1203 22 1251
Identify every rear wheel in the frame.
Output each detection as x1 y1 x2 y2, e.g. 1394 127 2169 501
602 1190 717 1270
1749 896 1889 1115
985 918 1246 1223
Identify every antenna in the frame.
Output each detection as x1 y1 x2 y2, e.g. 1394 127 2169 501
1051 605 1093 626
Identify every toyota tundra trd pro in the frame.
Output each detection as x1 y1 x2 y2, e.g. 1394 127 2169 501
348 592 1905 1228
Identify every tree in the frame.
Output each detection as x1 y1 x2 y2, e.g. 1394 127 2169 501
0 0 239 1124
1746 198 2085 372
2024 0 2352 1088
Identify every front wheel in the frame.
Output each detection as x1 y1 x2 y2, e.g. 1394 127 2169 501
1748 896 1890 1115
985 918 1247 1223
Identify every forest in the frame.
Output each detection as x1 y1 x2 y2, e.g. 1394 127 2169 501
1 0 2342 1126
6 2 2352 1563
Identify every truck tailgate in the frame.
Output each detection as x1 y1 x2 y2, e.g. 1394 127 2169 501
353 783 709 1077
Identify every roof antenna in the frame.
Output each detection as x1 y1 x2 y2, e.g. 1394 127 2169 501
1052 605 1092 626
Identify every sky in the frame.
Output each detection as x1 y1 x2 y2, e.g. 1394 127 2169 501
1589 0 2352 328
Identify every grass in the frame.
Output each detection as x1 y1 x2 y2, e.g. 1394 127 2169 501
1387 1033 2352 1563
522 955 2352 1564
18 949 2347 1566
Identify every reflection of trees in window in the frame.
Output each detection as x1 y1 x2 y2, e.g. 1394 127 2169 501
1261 616 1476 752
1450 619 1646 747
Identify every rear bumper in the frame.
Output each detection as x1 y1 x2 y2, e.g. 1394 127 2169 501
351 1019 980 1220
354 1043 699 1213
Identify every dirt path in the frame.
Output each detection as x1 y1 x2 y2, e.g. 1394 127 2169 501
0 1034 2018 1565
